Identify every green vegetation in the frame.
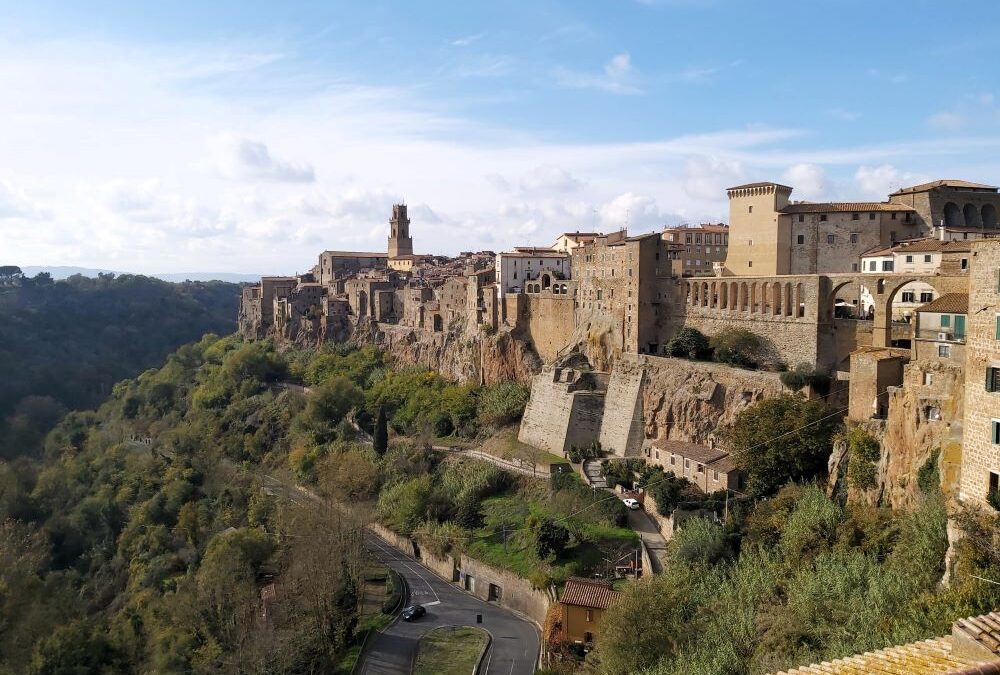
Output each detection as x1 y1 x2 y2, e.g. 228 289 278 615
0 272 238 459
709 326 765 368
593 484 1000 675
780 362 832 393
665 327 710 360
845 427 882 491
413 626 489 675
721 394 840 498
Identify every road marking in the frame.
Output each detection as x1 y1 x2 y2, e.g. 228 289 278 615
423 600 441 606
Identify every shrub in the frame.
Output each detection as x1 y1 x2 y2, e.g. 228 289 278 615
477 382 530 428
710 327 764 368
666 327 711 360
917 450 941 495
535 519 570 559
780 363 831 394
846 427 881 491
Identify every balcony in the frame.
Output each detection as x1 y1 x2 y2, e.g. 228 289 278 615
915 328 965 343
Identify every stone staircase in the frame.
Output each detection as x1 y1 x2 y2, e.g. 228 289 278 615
583 459 609 489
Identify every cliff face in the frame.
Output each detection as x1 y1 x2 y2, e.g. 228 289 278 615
626 354 787 444
352 321 542 385
832 361 964 510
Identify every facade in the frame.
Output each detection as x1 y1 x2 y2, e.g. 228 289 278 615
495 248 571 296
912 293 967 365
317 251 388 285
558 577 622 644
552 231 601 253
888 179 1000 230
661 223 729 276
959 239 1000 507
643 439 741 492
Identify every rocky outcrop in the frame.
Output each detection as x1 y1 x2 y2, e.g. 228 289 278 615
633 354 786 444
352 321 542 385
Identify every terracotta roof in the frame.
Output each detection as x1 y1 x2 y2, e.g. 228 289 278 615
560 577 622 610
772 636 994 675
651 439 728 465
321 250 387 258
864 238 975 256
663 223 730 233
728 181 793 191
558 232 601 239
780 202 915 214
955 612 1000 655
890 179 998 195
918 293 969 315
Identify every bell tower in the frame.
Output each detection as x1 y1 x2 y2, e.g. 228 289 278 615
388 204 413 258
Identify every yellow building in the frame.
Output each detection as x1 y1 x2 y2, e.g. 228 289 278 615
559 577 622 644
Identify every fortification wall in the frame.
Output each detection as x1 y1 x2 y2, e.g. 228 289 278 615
518 371 605 455
458 555 552 625
516 294 576 363
599 364 645 457
681 310 820 369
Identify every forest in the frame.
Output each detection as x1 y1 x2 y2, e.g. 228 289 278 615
0 271 239 459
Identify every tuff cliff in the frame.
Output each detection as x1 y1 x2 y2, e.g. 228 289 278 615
352 321 543 385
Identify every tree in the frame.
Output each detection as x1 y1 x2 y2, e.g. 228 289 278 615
0 266 22 286
373 405 388 455
720 394 840 498
710 326 764 368
845 427 881 491
666 327 710 360
535 519 570 559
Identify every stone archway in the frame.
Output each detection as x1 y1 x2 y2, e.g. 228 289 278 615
983 203 998 228
869 276 966 347
964 203 982 227
944 202 962 227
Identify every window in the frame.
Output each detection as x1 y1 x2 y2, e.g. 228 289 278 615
749 206 753 213
798 214 804 222
827 234 835 244
882 261 894 271
995 315 1000 340
993 420 1000 444
920 292 933 302
852 263 858 272
748 261 753 268
820 214 828 222
596 289 602 300
938 344 951 358
924 372 933 385
891 212 897 220
991 472 1000 501
869 213 876 220
905 255 913 263
748 239 754 246
586 610 593 622
955 315 965 339
852 213 860 221
986 367 1000 393
686 234 692 244
941 315 950 327
962 258 968 270
684 459 690 469
697 463 705 473
869 261 877 271
850 233 859 244
670 455 676 465
924 255 932 263
901 291 915 303
797 234 805 244
655 450 659 459
695 234 702 244
713 470 720 481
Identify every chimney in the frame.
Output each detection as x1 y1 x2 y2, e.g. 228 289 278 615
938 224 947 241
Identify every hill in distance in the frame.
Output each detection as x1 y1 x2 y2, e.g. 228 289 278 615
21 265 264 283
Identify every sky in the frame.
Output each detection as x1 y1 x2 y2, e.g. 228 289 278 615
3 1 1000 275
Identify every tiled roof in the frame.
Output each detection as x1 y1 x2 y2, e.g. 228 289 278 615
780 202 915 214
664 223 730 233
890 179 998 195
560 577 622 610
772 636 994 675
651 439 728 465
916 293 968 315
558 232 601 239
955 612 1000 655
728 181 793 191
863 238 975 257
321 250 387 258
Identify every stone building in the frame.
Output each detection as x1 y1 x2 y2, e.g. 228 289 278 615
551 231 602 253
661 223 729 276
558 577 621 645
643 438 742 492
317 251 388 285
495 247 571 297
387 203 413 259
912 293 967 365
888 179 1000 230
959 238 1000 507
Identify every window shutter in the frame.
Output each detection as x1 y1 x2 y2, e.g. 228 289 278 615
995 315 1000 340
988 369 994 393
993 420 1000 444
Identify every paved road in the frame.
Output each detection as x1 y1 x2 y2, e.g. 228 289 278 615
360 534 540 675
627 508 667 574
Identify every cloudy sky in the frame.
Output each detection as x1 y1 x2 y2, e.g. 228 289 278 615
3 0 1000 275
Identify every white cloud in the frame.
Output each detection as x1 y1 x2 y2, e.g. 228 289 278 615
553 52 640 94
927 112 965 130
450 33 485 47
682 155 745 201
0 180 50 220
210 133 316 183
781 163 827 200
854 164 927 199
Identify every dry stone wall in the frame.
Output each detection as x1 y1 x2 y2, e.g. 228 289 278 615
599 365 645 457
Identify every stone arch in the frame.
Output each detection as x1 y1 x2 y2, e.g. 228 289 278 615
560 283 568 294
983 203 998 228
784 282 793 317
701 281 709 307
964 203 982 227
690 281 698 306
944 202 962 227
772 281 782 315
871 276 963 348
761 282 770 314
750 283 758 312
739 282 748 311
796 283 804 318
541 273 551 290
433 314 444 332
711 281 719 308
826 280 855 320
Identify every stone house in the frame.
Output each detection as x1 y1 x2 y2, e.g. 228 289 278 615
661 223 729 276
495 248 571 297
644 439 742 493
912 293 967 365
551 231 603 253
558 577 622 644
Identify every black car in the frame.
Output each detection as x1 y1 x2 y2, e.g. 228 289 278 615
401 605 426 622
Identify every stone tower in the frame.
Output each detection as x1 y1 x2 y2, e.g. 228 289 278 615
388 204 413 258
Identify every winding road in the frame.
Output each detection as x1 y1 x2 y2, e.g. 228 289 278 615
360 534 540 675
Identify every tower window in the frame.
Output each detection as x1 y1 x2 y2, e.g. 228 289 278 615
852 213 860 220
820 214 828 222
851 233 859 244
797 234 804 244
749 206 753 213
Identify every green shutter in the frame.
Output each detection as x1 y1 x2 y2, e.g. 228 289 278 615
941 315 950 328
996 315 1000 340
955 315 966 339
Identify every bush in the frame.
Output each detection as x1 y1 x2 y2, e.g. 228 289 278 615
666 327 711 360
780 363 831 394
535 519 570 559
917 450 941 495
567 441 602 464
477 382 530 428
846 427 881 491
710 326 764 368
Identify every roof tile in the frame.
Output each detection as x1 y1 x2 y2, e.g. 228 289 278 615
560 577 622 610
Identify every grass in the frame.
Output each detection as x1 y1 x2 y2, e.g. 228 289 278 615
478 429 567 467
413 626 489 675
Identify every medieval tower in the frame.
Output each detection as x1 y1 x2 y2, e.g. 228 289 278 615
388 203 413 258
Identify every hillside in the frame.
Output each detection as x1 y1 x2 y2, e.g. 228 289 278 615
0 273 239 459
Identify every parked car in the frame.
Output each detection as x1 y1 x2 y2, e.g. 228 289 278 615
622 498 641 510
401 605 426 621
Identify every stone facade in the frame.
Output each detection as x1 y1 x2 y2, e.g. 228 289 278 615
662 223 729 276
959 239 1000 506
517 365 608 455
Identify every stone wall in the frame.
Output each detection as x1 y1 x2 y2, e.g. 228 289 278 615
458 555 552 625
516 293 576 363
518 368 605 455
599 363 646 457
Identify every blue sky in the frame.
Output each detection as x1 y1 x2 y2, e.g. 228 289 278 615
2 0 1000 273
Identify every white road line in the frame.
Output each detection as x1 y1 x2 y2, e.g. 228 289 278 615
401 561 441 604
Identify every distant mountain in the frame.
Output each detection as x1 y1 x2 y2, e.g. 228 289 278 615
20 266 262 283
